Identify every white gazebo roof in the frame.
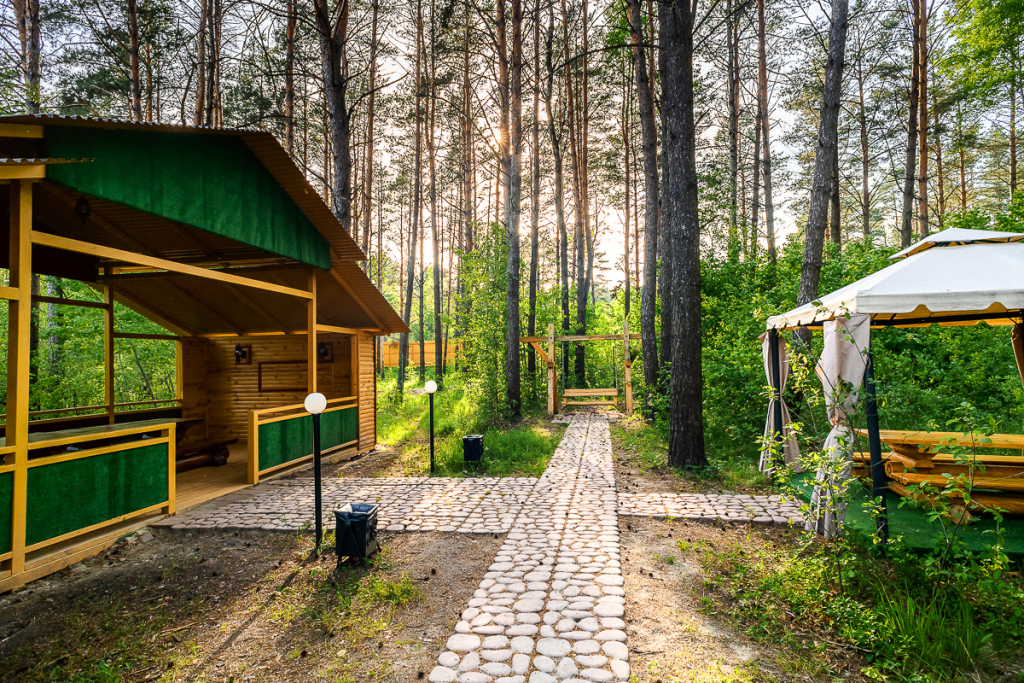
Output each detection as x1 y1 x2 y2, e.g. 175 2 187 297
766 228 1024 330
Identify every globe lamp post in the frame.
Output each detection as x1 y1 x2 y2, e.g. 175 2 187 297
425 380 438 473
304 392 328 553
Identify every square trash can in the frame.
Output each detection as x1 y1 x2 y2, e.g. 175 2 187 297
334 503 379 563
462 435 484 463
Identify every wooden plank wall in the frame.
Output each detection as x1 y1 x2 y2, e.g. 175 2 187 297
357 330 376 451
179 339 209 439
182 334 354 441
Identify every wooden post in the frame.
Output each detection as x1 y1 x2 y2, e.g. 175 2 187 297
8 180 32 575
164 424 176 515
104 278 115 424
547 323 557 415
864 350 889 544
307 271 317 394
768 328 784 466
247 409 260 485
623 319 632 415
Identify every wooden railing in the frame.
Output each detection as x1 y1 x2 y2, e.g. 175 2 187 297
248 396 359 484
0 421 176 592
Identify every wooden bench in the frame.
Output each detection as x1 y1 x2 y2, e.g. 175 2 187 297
176 437 239 473
562 388 617 408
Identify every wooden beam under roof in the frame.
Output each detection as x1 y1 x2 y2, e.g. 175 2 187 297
40 182 154 255
108 287 196 337
32 231 314 300
328 269 386 330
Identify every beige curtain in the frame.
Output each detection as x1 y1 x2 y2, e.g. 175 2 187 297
806 313 870 538
759 332 801 473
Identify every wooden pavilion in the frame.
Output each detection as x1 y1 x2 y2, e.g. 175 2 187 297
0 115 407 592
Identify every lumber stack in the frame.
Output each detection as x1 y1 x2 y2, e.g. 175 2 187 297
851 444 1024 516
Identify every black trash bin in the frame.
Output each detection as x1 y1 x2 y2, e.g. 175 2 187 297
462 435 484 463
334 503 379 564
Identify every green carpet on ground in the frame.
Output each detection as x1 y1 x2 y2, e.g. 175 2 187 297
789 471 1024 557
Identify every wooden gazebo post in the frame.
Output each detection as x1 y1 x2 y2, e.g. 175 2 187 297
8 179 33 576
623 320 633 415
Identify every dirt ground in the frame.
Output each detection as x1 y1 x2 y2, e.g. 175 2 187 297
620 516 869 683
0 528 500 683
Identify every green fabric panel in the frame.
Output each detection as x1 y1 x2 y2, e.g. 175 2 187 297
0 471 12 555
46 127 331 269
26 443 168 546
258 414 313 470
321 407 358 450
792 472 1024 558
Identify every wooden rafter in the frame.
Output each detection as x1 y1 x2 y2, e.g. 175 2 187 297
40 182 155 255
111 287 196 337
221 282 293 333
163 281 244 334
328 269 386 330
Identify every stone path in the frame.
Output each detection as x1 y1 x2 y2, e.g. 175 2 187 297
618 492 804 525
429 413 627 683
153 477 538 533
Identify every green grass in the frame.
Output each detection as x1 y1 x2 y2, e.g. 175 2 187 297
611 419 770 491
375 376 564 478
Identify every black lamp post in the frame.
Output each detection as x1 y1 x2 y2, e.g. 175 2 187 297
304 392 327 553
425 380 437 473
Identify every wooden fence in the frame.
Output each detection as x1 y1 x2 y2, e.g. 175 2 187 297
379 341 463 368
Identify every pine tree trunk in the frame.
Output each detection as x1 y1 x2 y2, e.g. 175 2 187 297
918 0 929 237
623 71 631 317
315 0 354 233
362 0 378 257
528 0 541 377
727 0 739 258
628 0 660 393
285 0 296 153
544 4 571 382
428 6 443 381
195 0 207 126
398 3 424 393
129 0 144 122
795 0 850 312
859 64 870 239
901 0 920 247
830 150 841 246
757 0 776 261
660 0 707 468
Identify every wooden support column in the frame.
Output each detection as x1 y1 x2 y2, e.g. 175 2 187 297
548 323 558 415
104 279 115 424
307 272 318 394
623 320 633 415
8 180 33 575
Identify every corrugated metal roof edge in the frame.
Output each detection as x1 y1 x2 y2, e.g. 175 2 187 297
0 114 367 263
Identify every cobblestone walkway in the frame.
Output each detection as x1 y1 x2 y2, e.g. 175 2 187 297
429 413 627 683
152 477 538 534
619 492 804 525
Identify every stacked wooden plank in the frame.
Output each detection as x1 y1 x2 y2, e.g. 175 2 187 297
851 434 1024 515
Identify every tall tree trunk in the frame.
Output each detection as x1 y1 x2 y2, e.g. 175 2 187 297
361 0 378 257
660 0 707 468
727 0 739 258
398 1 424 394
1011 83 1018 194
504 0 523 415
463 14 474 250
795 0 850 313
830 150 841 246
285 0 296 153
901 0 920 247
752 95 761 246
757 0 776 261
129 0 144 122
419 193 425 381
959 106 967 211
562 0 586 386
428 0 443 381
918 0 929 237
315 0 353 233
14 0 40 113
195 0 207 126
528 0 541 377
623 71 631 316
628 0 660 392
858 63 870 239
935 104 945 226
545 4 570 382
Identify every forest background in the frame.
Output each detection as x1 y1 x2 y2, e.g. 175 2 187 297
2 0 1023 469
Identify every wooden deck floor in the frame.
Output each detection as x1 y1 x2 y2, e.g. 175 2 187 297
174 442 251 511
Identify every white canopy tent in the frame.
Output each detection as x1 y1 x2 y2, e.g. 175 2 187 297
761 229 1024 538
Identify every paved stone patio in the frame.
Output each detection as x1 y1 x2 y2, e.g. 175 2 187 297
618 492 804 525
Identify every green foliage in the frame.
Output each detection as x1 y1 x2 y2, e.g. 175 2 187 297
701 531 1022 681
